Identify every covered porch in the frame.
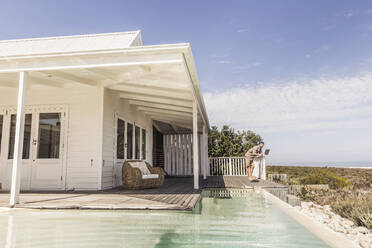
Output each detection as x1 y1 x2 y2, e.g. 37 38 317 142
0 31 209 207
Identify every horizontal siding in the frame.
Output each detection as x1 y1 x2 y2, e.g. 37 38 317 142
0 85 101 190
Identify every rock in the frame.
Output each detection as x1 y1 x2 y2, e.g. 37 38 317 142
342 219 355 228
334 223 346 233
346 234 357 242
299 200 371 248
353 226 370 235
323 205 331 212
301 202 313 208
358 237 372 248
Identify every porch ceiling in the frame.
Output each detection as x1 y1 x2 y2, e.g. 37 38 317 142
153 120 192 134
0 43 209 129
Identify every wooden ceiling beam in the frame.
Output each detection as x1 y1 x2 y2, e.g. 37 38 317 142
109 81 191 93
120 93 192 107
111 84 192 101
128 100 192 113
138 107 192 117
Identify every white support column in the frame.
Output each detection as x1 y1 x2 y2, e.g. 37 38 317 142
205 132 209 176
192 101 199 189
10 72 28 207
202 124 207 180
139 127 142 160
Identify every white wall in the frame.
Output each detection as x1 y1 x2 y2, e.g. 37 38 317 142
0 84 102 190
101 89 153 189
0 84 154 191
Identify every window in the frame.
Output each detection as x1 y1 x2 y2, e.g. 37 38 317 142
8 114 32 159
37 113 61 159
141 129 146 160
0 115 3 153
135 126 140 159
116 119 125 159
127 123 133 159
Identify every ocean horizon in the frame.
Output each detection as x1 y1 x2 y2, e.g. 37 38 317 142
268 161 372 169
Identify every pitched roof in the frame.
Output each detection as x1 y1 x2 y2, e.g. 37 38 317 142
0 30 142 57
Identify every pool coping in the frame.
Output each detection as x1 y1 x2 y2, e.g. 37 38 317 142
1 188 359 247
261 189 358 248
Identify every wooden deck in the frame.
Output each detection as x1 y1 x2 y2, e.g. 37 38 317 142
205 176 288 189
0 176 286 211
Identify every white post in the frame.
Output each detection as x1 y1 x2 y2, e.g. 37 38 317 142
229 157 232 176
205 130 209 176
193 101 199 189
202 124 207 180
139 127 142 160
10 72 28 207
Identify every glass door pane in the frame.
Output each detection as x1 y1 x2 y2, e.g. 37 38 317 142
135 126 140 159
0 115 3 153
37 113 61 159
127 123 133 159
8 114 32 159
142 129 146 160
117 119 125 159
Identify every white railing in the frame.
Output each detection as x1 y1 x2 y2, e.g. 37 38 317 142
209 157 247 176
209 157 266 179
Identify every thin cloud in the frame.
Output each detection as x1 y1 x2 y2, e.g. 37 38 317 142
304 45 330 59
338 10 359 18
237 28 249 33
204 73 372 133
233 62 264 72
214 60 233 64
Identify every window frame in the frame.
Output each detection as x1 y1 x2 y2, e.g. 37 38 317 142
116 118 125 160
7 113 33 160
114 113 147 161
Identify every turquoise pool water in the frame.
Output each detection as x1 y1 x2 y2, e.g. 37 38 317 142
0 191 330 248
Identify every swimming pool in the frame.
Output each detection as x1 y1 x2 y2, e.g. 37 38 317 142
0 190 330 248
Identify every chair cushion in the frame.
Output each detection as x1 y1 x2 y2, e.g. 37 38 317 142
129 161 151 175
142 174 159 180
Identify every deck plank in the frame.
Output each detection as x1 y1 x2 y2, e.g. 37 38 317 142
0 176 286 211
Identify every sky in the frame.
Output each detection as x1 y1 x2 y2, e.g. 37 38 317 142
1 0 372 165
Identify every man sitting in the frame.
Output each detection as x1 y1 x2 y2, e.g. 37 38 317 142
245 141 264 180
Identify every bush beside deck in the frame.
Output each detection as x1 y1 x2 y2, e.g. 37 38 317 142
267 166 372 229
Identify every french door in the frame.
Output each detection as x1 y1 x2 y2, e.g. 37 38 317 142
31 108 66 190
114 115 132 186
114 114 147 186
0 105 66 191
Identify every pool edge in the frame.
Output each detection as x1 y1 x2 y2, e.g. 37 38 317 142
261 189 358 248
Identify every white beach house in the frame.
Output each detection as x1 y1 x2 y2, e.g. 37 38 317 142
0 31 209 203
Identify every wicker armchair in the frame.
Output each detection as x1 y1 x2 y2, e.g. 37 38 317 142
122 160 165 189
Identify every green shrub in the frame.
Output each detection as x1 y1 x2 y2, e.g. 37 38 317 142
331 194 372 229
299 169 351 189
267 166 371 228
299 173 328 185
297 186 317 201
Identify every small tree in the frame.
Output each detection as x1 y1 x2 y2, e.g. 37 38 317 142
208 125 262 157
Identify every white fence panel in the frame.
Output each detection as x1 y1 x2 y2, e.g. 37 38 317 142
163 134 207 176
209 157 266 177
209 157 248 176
